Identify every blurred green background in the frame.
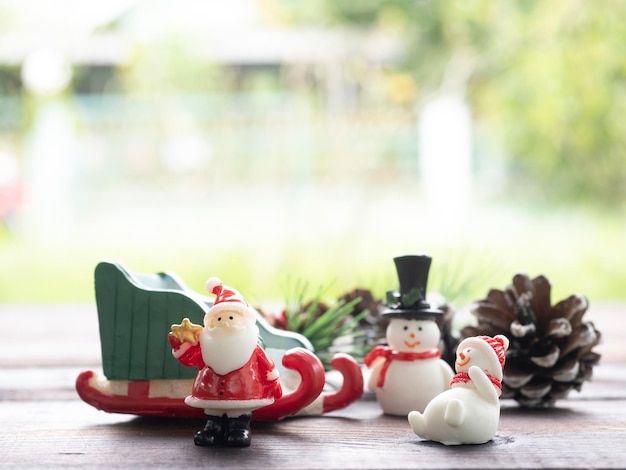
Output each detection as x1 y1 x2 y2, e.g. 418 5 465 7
0 0 624 307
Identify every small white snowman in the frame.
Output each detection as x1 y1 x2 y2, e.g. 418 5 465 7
364 255 454 416
408 334 509 445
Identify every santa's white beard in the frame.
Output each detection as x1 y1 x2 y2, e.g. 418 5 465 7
199 323 259 375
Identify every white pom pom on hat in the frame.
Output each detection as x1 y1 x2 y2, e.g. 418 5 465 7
206 277 222 295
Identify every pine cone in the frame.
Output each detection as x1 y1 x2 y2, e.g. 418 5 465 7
461 273 601 408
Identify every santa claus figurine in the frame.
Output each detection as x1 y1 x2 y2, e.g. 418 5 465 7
168 277 282 447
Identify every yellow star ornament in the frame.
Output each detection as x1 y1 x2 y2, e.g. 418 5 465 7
170 318 203 345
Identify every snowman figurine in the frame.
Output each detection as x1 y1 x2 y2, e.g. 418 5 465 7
408 334 509 445
364 255 454 416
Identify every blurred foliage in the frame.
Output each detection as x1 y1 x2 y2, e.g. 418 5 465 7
0 66 22 96
1 1 625 305
117 34 222 95
2 203 625 302
272 279 369 368
274 0 626 207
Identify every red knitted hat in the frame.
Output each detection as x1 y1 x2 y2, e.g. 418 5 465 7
457 334 509 380
481 335 507 368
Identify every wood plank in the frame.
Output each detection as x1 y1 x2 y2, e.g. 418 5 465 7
1 364 625 469
1 397 625 469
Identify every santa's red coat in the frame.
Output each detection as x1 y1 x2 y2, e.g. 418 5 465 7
175 343 282 409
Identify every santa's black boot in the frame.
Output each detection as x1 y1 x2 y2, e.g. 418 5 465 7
223 414 252 447
193 415 225 447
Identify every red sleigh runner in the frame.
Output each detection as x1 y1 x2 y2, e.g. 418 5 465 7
76 261 363 422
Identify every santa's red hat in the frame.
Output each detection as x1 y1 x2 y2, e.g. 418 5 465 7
205 277 256 324
457 335 509 380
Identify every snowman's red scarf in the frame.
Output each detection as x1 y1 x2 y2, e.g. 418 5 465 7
450 371 502 396
364 346 441 388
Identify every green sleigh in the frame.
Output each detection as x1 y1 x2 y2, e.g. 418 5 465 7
76 261 363 421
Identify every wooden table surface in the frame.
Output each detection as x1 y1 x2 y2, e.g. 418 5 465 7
1 303 625 469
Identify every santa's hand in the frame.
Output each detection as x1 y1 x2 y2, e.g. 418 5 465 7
169 318 203 345
168 333 183 350
168 333 193 360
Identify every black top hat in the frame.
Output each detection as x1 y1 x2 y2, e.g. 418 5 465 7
382 255 442 319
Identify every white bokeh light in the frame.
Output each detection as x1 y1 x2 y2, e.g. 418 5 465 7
21 47 72 96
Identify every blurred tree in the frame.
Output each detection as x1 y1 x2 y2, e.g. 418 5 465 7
117 34 222 95
272 0 626 207
474 1 626 207
0 66 22 96
0 4 21 97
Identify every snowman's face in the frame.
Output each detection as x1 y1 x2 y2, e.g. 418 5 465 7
386 319 440 353
455 345 491 373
